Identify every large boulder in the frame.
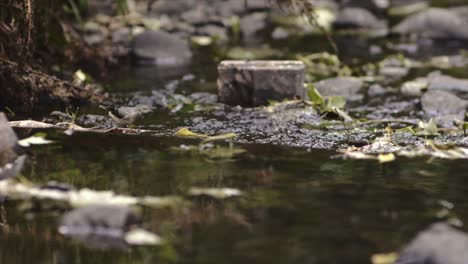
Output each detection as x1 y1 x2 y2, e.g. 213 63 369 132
131 30 192 66
392 8 468 40
395 223 468 264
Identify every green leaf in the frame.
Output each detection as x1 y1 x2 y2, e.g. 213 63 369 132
417 118 440 136
306 83 325 106
326 96 346 109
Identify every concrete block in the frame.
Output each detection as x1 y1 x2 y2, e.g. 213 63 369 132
217 60 305 106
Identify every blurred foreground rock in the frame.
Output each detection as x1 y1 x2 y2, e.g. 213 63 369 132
0 113 17 164
395 223 468 264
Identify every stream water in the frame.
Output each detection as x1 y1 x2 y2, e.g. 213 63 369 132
3 34 468 264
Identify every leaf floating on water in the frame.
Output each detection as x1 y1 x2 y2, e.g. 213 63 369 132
174 128 208 138
125 228 163 246
378 153 396 163
0 179 183 209
8 120 54 129
371 252 398 264
189 187 242 199
201 133 237 144
18 133 54 147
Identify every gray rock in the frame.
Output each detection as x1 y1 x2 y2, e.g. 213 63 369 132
240 12 268 44
395 223 468 264
217 60 306 106
196 24 228 42
393 8 468 40
427 71 468 93
146 0 196 16
189 92 218 104
333 7 386 29
367 84 387 96
112 27 132 44
0 155 26 180
0 113 17 155
109 104 153 126
421 90 467 127
59 205 141 249
314 77 364 99
131 30 192 66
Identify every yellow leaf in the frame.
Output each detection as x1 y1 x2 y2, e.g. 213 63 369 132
201 133 237 144
174 128 208 138
378 153 396 163
371 252 398 264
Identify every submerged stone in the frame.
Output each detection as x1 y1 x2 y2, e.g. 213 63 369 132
217 60 305 106
392 8 468 40
59 205 142 249
131 30 192 66
395 223 468 264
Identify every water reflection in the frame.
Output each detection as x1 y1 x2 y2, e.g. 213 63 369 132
2 131 468 263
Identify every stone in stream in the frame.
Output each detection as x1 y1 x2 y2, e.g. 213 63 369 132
395 223 468 264
217 60 305 106
131 30 192 66
420 90 467 127
108 104 153 126
0 113 17 152
313 77 364 101
333 7 386 30
0 113 18 164
392 8 468 40
59 205 142 249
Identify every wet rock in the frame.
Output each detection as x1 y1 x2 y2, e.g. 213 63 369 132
196 25 228 42
217 60 306 106
341 0 389 12
367 84 387 96
395 223 468 264
59 205 141 249
0 155 26 180
392 8 468 40
333 7 386 30
82 21 108 45
378 56 411 82
271 27 289 40
189 92 218 104
0 113 17 160
131 30 192 66
112 27 132 45
401 72 468 97
421 90 467 127
427 71 468 93
401 78 428 97
146 0 196 16
109 104 153 126
314 77 364 100
76 114 114 129
240 12 268 43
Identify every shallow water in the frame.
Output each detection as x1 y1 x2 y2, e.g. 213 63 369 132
4 28 468 264
2 130 468 263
